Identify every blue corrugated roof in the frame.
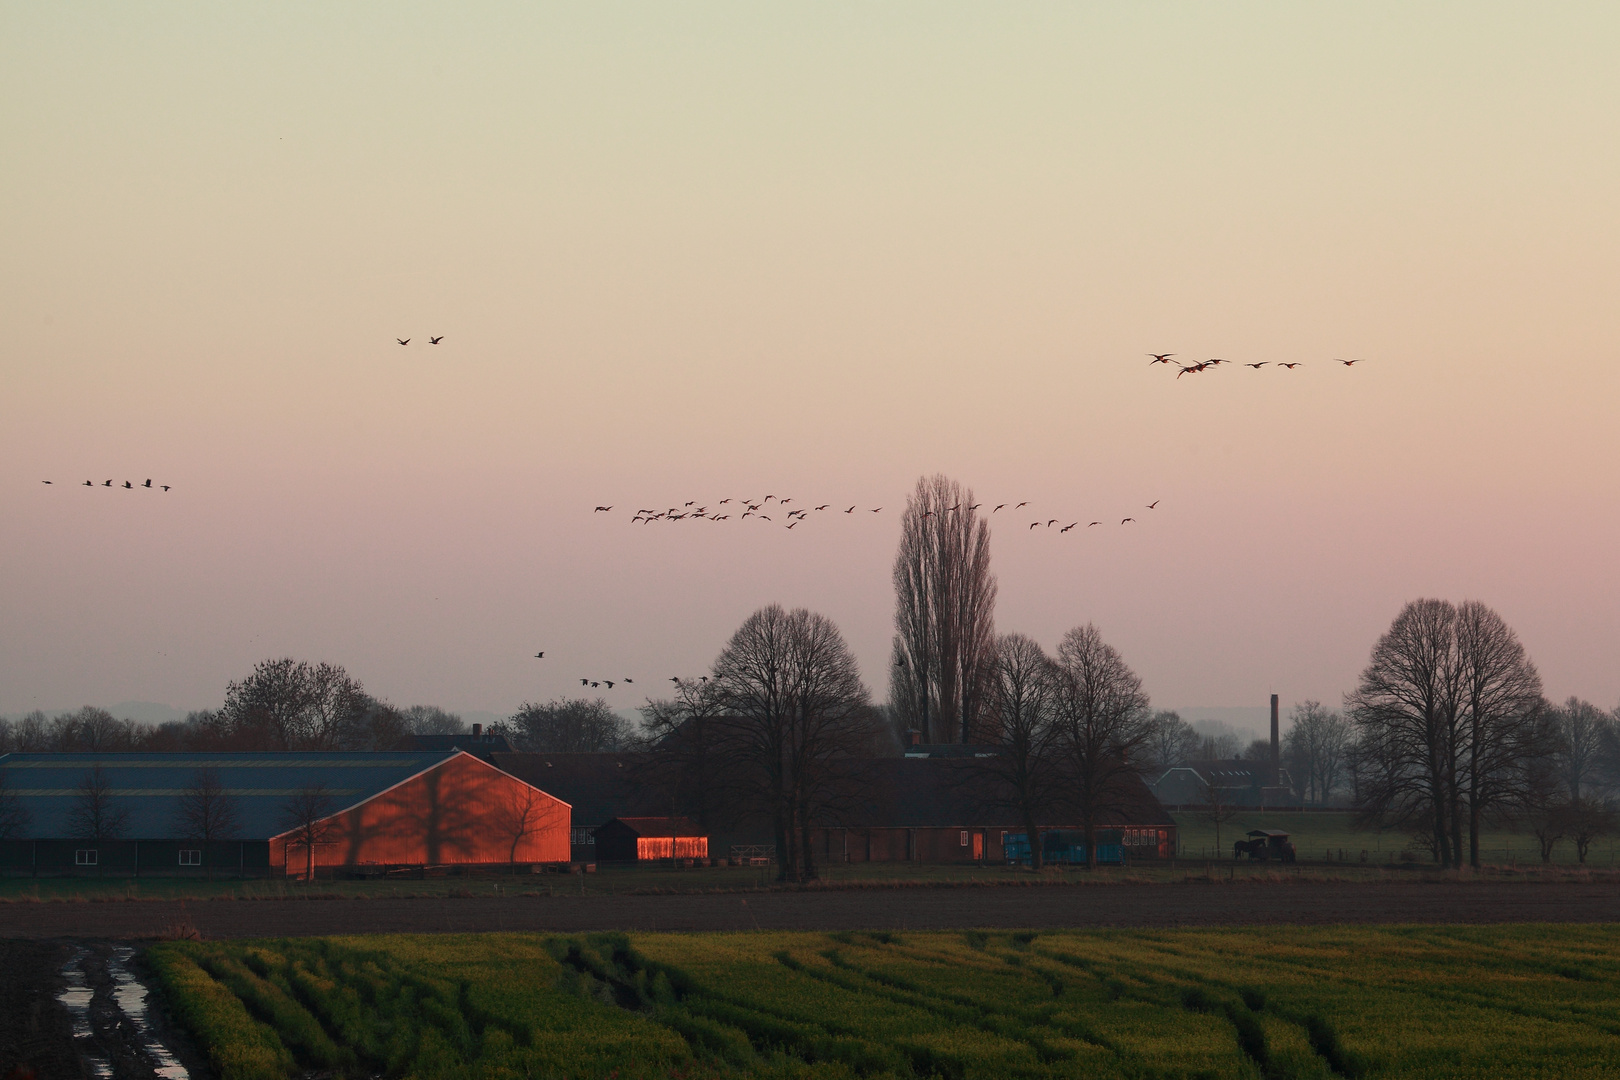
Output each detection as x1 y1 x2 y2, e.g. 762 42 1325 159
0 751 459 840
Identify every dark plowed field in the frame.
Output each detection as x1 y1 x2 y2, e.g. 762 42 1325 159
3 880 1618 940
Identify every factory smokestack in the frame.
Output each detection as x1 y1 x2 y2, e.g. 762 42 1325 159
1269 694 1280 788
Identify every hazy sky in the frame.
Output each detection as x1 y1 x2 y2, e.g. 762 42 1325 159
4 4 1618 722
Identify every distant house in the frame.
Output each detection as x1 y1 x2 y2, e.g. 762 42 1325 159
1151 759 1294 807
0 750 568 878
594 817 708 862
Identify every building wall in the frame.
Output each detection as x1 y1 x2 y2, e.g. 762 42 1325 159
0 839 273 877
272 754 569 872
813 827 1005 864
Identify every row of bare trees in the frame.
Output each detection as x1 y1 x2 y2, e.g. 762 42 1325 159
0 664 478 754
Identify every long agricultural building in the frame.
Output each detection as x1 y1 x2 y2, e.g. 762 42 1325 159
0 750 569 877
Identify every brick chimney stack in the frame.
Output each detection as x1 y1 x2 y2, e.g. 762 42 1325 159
1269 694 1280 788
472 723 483 740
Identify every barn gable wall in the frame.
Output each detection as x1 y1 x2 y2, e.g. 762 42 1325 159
272 753 569 871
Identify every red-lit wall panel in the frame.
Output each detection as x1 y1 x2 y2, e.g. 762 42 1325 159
273 754 570 872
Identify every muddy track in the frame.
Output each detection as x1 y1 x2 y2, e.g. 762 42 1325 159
3 880 1619 940
0 940 209 1080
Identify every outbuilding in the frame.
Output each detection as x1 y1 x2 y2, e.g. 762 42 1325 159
593 816 708 862
0 750 569 878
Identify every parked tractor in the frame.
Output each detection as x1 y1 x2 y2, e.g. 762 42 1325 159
1233 829 1296 863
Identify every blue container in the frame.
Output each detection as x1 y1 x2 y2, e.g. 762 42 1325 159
1004 829 1124 865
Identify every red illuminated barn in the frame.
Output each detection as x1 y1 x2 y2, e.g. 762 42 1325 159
271 751 570 876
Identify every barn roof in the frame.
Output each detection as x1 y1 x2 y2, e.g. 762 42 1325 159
0 751 460 840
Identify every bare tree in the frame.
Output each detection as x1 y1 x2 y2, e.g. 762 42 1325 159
0 766 30 840
1281 701 1354 806
1454 601 1546 866
69 765 129 843
1050 623 1152 867
505 698 630 752
1548 697 1612 801
12 711 50 751
173 768 239 878
710 605 874 883
1349 598 1544 869
1565 797 1616 864
969 634 1063 870
636 678 735 836
1346 599 1466 867
221 658 369 750
1196 775 1241 856
403 705 467 736
279 783 338 882
1141 710 1201 774
489 782 561 873
890 474 997 744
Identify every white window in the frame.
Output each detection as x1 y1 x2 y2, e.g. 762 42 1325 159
75 849 98 866
179 850 202 866
960 831 969 846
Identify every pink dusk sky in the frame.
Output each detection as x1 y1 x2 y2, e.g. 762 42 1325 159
4 5 1617 725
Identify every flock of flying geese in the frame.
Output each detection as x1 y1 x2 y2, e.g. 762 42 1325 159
1150 353 1366 378
41 478 172 491
591 494 1163 535
396 336 445 345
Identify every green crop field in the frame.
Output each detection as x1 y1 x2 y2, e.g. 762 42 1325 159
149 925 1620 1080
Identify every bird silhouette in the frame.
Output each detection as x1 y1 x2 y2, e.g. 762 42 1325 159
1147 501 1159 509
604 680 615 689
624 678 633 684
870 507 881 512
1046 519 1058 528
1245 363 1268 369
1060 523 1076 533
786 521 798 529
594 506 612 512
1029 522 1039 530
669 676 679 683
845 506 855 513
1121 517 1135 524
143 479 152 488
815 504 829 511
397 338 409 345
429 336 443 344
781 498 793 505
1337 358 1364 366
1089 521 1101 527
581 679 589 686
1148 353 1176 364
1206 359 1229 367
161 485 170 491
123 481 132 489
759 514 771 521
1279 363 1302 369
1016 502 1028 509
103 480 113 487
83 481 92 486
993 504 1006 513
534 652 545 659
41 480 51 484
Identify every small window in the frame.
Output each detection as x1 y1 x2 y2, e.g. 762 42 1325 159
179 850 202 866
959 831 969 846
75 849 98 866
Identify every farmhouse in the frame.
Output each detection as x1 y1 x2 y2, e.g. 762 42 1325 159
0 750 569 878
811 757 1178 865
1151 759 1295 808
